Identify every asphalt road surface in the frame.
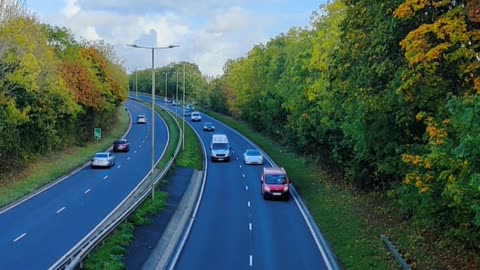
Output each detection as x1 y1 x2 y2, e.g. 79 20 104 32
0 100 168 269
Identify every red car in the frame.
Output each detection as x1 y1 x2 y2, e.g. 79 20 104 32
113 139 130 152
260 167 291 200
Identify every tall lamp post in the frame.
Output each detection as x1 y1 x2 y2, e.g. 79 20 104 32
127 44 179 199
164 72 168 104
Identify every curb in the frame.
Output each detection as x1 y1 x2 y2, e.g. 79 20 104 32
142 170 203 270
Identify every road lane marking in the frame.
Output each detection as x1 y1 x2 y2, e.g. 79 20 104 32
236 157 239 160
250 255 253 267
56 207 66 214
134 150 137 154
84 189 91 194
239 164 242 168
143 140 145 143
243 174 245 178
248 201 251 207
127 157 131 160
249 223 252 231
13 233 27 242
245 185 248 191
117 165 121 169
104 175 109 180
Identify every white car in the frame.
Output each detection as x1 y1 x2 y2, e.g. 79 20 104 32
191 111 202 122
243 149 264 165
91 152 115 168
137 114 146 124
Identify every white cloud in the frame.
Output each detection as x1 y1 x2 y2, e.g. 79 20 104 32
28 0 322 76
61 0 80 17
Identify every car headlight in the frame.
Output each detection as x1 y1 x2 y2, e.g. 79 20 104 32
264 186 271 192
284 186 289 192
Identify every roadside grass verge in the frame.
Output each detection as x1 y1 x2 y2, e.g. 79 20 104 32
0 107 130 208
199 109 398 270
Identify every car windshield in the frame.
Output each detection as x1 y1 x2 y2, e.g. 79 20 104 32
212 143 228 150
246 150 261 156
94 153 108 158
192 112 199 116
114 140 126 144
204 123 212 127
265 174 287 185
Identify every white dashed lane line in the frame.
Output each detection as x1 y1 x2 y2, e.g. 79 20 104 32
249 223 252 231
243 174 245 178
56 207 66 214
117 165 121 169
13 233 27 243
134 150 137 154
84 189 91 194
104 175 109 180
127 157 131 160
248 201 251 207
245 185 249 191
250 255 253 267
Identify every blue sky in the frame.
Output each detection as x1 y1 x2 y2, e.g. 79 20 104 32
25 0 325 76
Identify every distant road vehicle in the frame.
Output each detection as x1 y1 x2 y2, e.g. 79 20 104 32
137 114 146 124
243 149 264 165
210 134 231 162
91 152 115 168
261 167 290 200
164 98 172 103
113 139 130 152
190 111 202 122
203 122 215 131
184 110 192 117
186 104 194 111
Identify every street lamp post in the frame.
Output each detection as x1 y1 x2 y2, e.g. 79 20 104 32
176 71 179 119
164 72 168 104
135 68 138 97
127 44 179 200
182 63 185 150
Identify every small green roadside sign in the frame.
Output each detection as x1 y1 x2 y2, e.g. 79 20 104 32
94 128 101 141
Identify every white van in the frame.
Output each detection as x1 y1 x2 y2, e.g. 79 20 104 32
210 134 231 162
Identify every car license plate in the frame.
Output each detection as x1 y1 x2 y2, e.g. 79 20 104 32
217 158 224 161
273 192 281 196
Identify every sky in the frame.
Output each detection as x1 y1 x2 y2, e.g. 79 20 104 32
25 0 325 77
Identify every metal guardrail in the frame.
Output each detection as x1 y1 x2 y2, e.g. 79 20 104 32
49 99 183 270
381 235 412 270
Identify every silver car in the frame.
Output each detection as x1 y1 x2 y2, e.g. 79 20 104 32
91 152 115 168
243 149 264 165
191 111 202 122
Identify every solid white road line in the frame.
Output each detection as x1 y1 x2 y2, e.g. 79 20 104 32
56 207 66 214
84 189 91 194
103 175 108 180
249 255 253 267
13 233 27 242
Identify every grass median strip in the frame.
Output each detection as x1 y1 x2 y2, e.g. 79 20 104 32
84 104 202 269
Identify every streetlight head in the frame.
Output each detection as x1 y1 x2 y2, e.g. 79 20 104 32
127 44 138 48
169 45 180 48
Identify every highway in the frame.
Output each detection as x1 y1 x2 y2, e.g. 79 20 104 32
137 95 337 270
0 100 168 269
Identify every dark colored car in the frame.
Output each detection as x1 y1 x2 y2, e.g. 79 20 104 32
184 110 192 117
113 139 130 152
203 122 215 131
186 104 194 111
261 167 290 200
